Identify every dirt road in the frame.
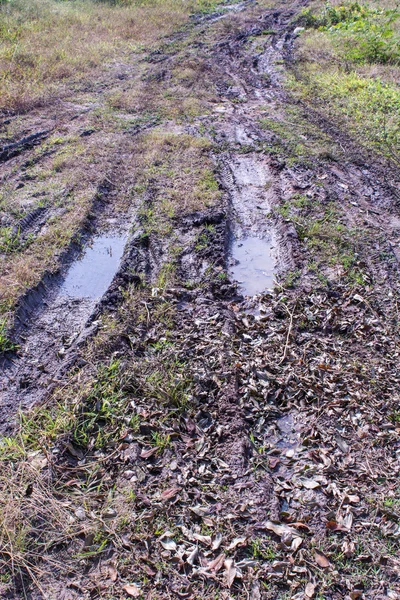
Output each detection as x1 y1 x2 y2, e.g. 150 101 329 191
1 0 400 598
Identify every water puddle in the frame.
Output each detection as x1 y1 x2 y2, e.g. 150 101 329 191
60 234 126 299
229 236 275 296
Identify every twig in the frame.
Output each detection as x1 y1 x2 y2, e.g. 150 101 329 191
279 302 296 364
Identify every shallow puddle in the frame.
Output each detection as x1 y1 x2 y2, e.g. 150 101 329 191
229 236 275 296
60 234 126 299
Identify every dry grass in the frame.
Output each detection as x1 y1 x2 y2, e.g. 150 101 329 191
0 0 220 114
132 129 221 215
0 455 79 592
106 48 220 120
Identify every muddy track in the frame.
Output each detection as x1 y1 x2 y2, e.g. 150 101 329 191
0 1 255 433
1 1 400 597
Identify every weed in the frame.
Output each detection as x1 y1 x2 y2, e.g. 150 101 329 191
250 537 277 561
0 227 23 253
151 431 171 450
302 3 400 65
0 318 17 353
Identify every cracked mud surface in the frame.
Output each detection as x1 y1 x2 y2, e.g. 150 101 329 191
1 0 400 598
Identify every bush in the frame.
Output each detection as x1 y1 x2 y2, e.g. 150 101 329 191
300 2 400 65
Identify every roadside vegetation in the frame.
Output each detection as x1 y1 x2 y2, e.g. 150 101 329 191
291 0 400 162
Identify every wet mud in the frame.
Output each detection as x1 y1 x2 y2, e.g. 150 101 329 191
0 229 129 433
60 234 127 300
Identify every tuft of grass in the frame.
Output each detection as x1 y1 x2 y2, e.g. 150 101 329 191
0 318 17 353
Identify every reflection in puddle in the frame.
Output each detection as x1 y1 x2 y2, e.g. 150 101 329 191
60 234 126 299
230 236 275 296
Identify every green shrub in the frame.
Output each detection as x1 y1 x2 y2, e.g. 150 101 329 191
300 2 400 65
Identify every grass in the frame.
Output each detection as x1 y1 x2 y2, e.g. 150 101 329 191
275 194 367 286
0 0 223 114
259 104 342 165
133 130 221 220
291 0 400 162
0 317 17 352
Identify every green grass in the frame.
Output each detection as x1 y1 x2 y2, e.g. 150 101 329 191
0 318 17 353
292 1 400 162
292 70 400 159
301 2 400 64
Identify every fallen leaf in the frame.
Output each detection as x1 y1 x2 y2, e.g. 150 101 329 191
187 547 198 566
326 520 348 532
108 565 118 582
159 532 177 551
193 533 211 545
315 550 331 569
305 582 316 598
123 583 141 597
291 537 303 552
342 511 353 530
292 522 312 533
140 446 158 459
212 533 223 550
224 558 236 588
301 478 320 490
161 487 180 501
342 540 355 557
190 505 210 517
269 457 280 469
335 435 349 454
208 553 225 572
227 537 247 551
264 521 298 540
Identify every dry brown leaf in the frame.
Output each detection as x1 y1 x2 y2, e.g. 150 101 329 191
264 521 298 539
305 582 316 598
269 457 280 469
140 446 158 459
108 565 118 582
292 522 312 533
123 583 141 597
161 487 180 501
224 558 236 588
159 532 177 551
193 533 211 545
212 533 223 550
326 520 348 532
227 536 247 551
291 537 303 552
315 550 331 569
208 553 225 572
342 540 355 557
350 591 363 600
301 478 320 490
